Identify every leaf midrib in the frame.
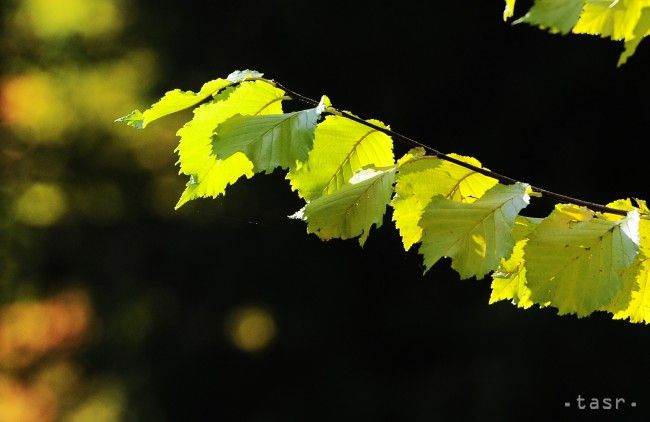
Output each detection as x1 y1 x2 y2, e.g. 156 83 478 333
321 128 376 196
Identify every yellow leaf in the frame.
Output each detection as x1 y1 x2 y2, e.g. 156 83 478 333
573 0 650 40
117 78 231 128
504 0 517 20
391 154 498 251
175 153 254 209
175 80 285 207
618 7 650 65
287 115 394 201
489 216 541 308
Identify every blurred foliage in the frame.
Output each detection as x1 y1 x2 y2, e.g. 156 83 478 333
0 291 103 421
0 0 175 419
0 0 281 418
9 0 123 39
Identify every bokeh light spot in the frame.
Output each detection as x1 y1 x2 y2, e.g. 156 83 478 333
1 73 70 141
227 306 277 353
14 0 122 39
65 382 125 422
0 375 57 422
0 290 91 370
14 183 68 227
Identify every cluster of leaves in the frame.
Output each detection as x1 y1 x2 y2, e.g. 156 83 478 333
504 0 650 65
117 70 649 323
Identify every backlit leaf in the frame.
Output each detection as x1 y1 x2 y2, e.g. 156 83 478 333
618 7 650 65
573 0 650 40
116 78 232 129
515 0 586 34
418 182 530 279
293 167 396 246
525 204 640 316
504 0 517 20
287 115 394 201
212 107 321 173
175 154 254 209
391 153 498 251
175 80 285 207
600 199 650 323
489 216 542 309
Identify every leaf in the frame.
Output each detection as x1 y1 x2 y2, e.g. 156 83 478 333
293 167 396 246
573 0 650 41
177 81 285 175
605 258 650 323
489 216 542 309
212 107 321 174
175 80 285 207
287 115 395 201
618 7 650 65
600 199 650 323
504 0 517 20
418 182 531 279
515 0 586 34
490 240 532 308
525 204 640 316
176 154 254 209
116 78 232 129
508 0 650 63
391 153 498 251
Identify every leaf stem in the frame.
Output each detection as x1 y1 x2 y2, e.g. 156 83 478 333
266 78 634 218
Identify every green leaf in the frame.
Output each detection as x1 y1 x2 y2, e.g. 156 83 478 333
418 182 530 279
600 199 650 323
176 81 285 175
175 80 285 207
293 167 396 246
525 205 640 316
212 106 321 174
287 115 395 201
515 0 586 34
116 78 232 129
489 216 542 309
391 152 498 251
507 0 650 64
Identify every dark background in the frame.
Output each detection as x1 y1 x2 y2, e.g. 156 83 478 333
10 0 650 420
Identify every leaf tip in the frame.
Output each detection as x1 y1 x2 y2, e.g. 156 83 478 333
175 194 189 210
358 231 369 247
115 110 144 129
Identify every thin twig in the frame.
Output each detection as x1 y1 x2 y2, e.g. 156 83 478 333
267 79 633 217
